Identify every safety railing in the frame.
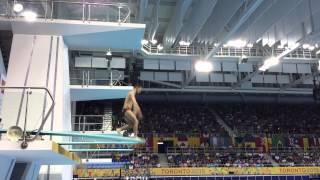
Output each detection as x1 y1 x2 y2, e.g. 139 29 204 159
166 147 259 154
70 69 124 87
0 86 55 148
0 0 131 23
72 115 111 132
142 44 318 59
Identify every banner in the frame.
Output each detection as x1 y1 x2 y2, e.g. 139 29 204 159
75 167 320 177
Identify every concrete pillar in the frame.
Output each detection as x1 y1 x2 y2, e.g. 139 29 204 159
1 34 72 180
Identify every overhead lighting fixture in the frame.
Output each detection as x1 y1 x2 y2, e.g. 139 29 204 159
22 11 37 22
226 39 247 48
141 39 148 45
106 49 112 56
246 43 253 48
214 43 219 47
150 39 157 45
316 49 320 55
315 44 319 48
179 41 191 46
13 2 23 13
259 57 279 71
157 44 163 51
308 46 315 51
195 60 213 72
302 44 310 49
157 142 163 145
277 44 284 49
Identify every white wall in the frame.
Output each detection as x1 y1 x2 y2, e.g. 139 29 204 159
1 34 72 180
0 49 7 119
0 155 15 180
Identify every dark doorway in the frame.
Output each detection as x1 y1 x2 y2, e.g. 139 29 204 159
158 140 173 153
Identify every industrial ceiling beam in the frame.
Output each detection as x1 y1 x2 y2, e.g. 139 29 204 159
162 0 192 48
147 0 160 41
204 0 265 60
234 29 320 88
178 0 217 45
184 0 264 86
138 0 148 22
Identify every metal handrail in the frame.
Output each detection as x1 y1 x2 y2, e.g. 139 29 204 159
142 44 318 59
70 69 124 86
0 0 131 23
0 86 55 142
72 115 107 132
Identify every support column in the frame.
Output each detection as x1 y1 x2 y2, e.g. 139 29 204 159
1 34 72 180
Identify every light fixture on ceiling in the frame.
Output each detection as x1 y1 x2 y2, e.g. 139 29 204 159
259 57 279 71
13 2 24 13
157 44 163 51
315 44 319 48
308 46 315 51
302 44 310 49
316 49 320 55
277 44 284 49
195 60 213 72
150 39 157 45
22 11 37 22
246 43 253 48
214 43 219 47
157 142 163 145
106 49 112 56
141 39 148 45
226 39 247 48
179 40 190 46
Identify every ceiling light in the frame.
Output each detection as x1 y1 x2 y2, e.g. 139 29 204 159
315 44 319 48
195 60 213 72
106 49 112 56
247 43 253 48
308 46 315 51
13 3 23 13
22 11 37 22
264 57 279 66
302 44 310 49
226 39 247 48
316 50 320 55
214 43 219 47
157 44 163 51
277 44 284 49
179 41 190 46
259 66 267 71
150 39 157 45
259 57 279 71
256 38 262 43
141 39 148 45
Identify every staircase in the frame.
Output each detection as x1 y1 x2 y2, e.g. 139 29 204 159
158 153 168 167
264 154 279 167
102 103 113 131
208 108 237 138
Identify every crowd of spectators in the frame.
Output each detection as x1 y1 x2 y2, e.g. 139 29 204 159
271 151 320 166
167 150 272 167
215 104 320 134
139 104 225 134
112 153 159 168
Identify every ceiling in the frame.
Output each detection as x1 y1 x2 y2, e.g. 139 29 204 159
2 0 320 51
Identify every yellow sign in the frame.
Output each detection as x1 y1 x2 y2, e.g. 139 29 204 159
75 167 320 177
74 169 120 178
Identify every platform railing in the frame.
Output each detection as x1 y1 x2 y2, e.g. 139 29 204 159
72 115 110 132
0 86 55 148
70 69 124 87
142 44 317 59
0 0 131 23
